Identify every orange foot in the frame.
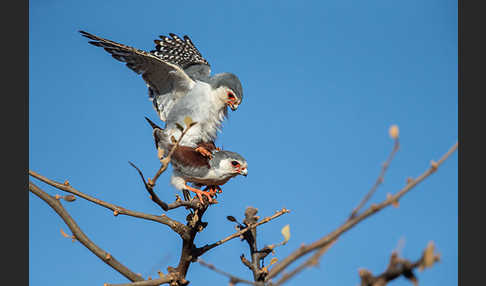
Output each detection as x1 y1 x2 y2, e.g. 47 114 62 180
204 185 222 196
195 146 213 159
185 184 213 203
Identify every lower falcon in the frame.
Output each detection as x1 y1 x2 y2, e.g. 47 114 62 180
146 118 248 203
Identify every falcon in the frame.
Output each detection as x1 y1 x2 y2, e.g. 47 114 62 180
146 117 247 203
80 30 243 157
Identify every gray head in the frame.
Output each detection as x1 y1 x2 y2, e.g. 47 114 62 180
210 150 248 177
209 73 243 111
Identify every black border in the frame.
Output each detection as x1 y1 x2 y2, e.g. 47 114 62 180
459 0 485 285
4 0 28 284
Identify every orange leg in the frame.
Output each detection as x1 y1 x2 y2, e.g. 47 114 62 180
206 185 222 196
195 146 213 159
185 184 213 203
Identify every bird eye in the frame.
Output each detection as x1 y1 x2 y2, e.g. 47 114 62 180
231 161 240 167
227 93 236 100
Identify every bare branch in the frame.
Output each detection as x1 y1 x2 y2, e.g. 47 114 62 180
195 208 290 257
164 195 203 210
350 138 400 219
129 161 169 211
146 118 195 187
29 170 190 239
358 241 440 286
266 142 458 283
198 259 257 285
104 274 175 286
29 181 144 282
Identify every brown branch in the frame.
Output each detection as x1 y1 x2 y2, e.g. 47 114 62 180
146 118 195 188
350 138 400 219
164 195 203 210
195 208 290 257
29 170 190 240
266 141 458 283
29 181 144 282
129 161 170 211
135 118 197 212
198 259 257 285
358 241 440 286
104 274 176 286
275 138 400 285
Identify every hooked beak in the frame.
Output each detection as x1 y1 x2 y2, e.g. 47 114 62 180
239 168 248 177
229 102 238 111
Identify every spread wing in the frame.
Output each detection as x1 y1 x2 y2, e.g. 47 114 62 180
151 33 211 82
80 31 195 120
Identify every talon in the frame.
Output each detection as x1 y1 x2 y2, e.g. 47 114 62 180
195 146 213 159
185 184 213 203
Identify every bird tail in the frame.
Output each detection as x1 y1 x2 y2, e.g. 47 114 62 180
145 116 163 130
144 117 171 156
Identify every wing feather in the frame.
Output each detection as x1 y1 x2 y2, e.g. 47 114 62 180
80 31 195 119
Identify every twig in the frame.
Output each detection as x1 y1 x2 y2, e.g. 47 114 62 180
134 119 197 212
29 181 144 282
350 138 400 219
165 196 202 210
275 138 400 285
358 241 440 286
266 142 458 283
147 119 195 187
195 208 290 257
29 170 190 239
129 161 169 211
198 259 256 285
104 275 175 286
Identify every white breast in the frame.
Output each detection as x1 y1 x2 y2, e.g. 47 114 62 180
165 81 227 147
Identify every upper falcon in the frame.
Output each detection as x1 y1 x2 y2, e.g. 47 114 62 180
79 31 243 152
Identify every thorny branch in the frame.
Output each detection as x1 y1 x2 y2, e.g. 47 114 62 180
266 141 458 284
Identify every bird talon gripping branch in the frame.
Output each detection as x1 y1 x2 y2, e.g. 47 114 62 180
185 184 214 203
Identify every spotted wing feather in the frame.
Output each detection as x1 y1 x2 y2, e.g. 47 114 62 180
151 33 211 81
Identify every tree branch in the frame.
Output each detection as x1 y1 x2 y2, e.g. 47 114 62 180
29 181 144 282
358 241 440 286
195 208 290 257
104 274 176 286
350 138 400 219
266 141 458 283
198 259 257 285
29 170 190 239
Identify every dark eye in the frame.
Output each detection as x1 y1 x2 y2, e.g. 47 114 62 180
227 93 236 100
231 161 239 166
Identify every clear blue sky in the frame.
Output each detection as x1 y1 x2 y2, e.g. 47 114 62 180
29 1 457 285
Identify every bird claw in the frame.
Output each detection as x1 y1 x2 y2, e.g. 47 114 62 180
186 185 214 204
195 146 213 159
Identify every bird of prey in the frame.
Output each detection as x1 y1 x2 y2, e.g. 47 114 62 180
80 31 243 158
146 117 247 203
